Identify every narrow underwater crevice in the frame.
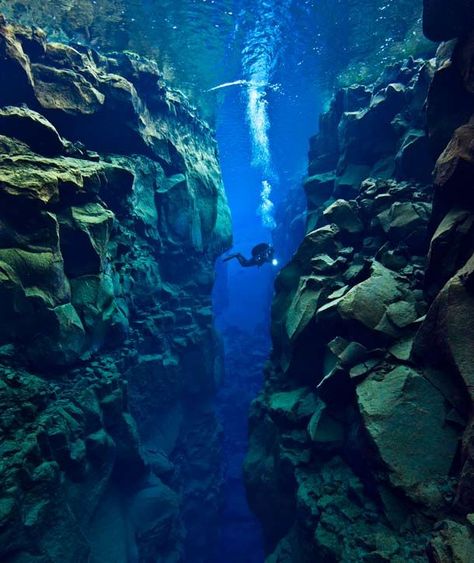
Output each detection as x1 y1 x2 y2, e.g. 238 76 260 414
210 256 272 562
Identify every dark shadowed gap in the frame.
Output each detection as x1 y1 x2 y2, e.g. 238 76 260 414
210 54 321 560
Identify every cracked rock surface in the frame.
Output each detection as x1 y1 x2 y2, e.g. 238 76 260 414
0 20 231 563
245 45 474 563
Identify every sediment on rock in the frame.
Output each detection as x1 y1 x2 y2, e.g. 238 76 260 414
245 39 474 562
0 20 231 563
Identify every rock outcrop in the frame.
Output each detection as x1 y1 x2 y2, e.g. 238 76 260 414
417 5 474 557
0 20 231 563
245 45 474 562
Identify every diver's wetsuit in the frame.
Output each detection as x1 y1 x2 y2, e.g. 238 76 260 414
224 243 274 268
224 253 259 267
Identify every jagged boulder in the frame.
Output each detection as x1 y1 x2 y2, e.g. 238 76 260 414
426 207 474 295
395 129 434 183
70 274 128 349
414 265 474 403
426 54 474 158
339 83 406 168
428 519 474 562
432 123 474 224
322 199 364 235
284 276 322 343
322 261 410 340
268 388 317 427
298 225 340 263
307 399 344 450
31 61 106 114
377 201 431 252
357 366 459 503
0 365 145 562
304 172 335 211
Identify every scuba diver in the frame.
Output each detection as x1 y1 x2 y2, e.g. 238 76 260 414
224 243 277 268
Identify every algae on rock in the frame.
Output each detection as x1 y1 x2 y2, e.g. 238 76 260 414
0 20 231 563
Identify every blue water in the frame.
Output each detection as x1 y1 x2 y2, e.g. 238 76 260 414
210 3 322 559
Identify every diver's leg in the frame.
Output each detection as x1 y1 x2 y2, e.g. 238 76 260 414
235 254 248 266
224 253 253 267
236 255 255 267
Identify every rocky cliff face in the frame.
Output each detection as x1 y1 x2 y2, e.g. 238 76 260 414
245 4 474 559
0 20 231 563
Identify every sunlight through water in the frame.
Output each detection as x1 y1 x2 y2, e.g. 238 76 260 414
241 0 292 230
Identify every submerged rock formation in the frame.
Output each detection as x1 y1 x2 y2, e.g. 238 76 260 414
0 0 429 116
0 20 231 562
245 15 474 559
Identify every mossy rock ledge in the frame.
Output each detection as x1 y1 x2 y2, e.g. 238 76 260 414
0 20 231 563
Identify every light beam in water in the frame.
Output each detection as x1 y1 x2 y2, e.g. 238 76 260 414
207 79 248 92
207 80 281 92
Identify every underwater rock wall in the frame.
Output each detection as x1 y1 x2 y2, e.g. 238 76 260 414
0 20 231 563
245 20 474 562
420 1 474 557
272 185 307 268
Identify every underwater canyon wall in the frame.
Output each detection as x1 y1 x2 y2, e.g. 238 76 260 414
245 2 474 561
0 19 231 563
0 0 433 122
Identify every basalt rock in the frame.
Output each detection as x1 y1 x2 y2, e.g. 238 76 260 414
423 0 474 42
426 38 474 157
415 7 474 545
356 365 459 503
0 20 231 563
245 51 474 562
